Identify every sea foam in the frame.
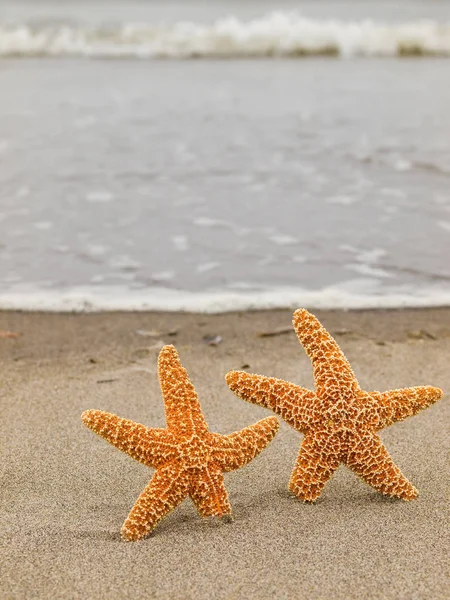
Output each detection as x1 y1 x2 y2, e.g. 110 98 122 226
1 284 450 313
1 12 450 59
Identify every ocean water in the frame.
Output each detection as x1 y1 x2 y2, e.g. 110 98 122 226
1 1 450 312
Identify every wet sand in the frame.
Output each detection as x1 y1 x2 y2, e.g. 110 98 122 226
1 308 449 599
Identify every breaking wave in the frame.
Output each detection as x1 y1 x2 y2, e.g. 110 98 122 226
1 12 450 59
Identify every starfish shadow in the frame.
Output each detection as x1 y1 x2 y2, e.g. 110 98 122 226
256 480 405 509
74 530 122 542
225 487 292 521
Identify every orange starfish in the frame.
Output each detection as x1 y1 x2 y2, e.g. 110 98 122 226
226 309 443 502
82 345 279 541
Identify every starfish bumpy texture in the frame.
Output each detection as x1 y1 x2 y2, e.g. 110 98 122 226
226 309 443 502
82 345 279 541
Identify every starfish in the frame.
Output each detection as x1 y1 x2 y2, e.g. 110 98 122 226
226 309 443 502
82 345 279 541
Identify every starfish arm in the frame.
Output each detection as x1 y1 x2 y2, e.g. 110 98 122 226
81 409 178 468
210 416 280 472
121 462 190 541
158 345 209 437
370 386 443 429
345 431 417 500
292 308 360 398
288 432 341 502
226 371 315 433
189 463 232 517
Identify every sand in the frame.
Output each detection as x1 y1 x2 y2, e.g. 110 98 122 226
1 308 449 600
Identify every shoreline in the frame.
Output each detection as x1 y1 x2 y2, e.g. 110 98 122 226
1 307 449 599
2 306 450 362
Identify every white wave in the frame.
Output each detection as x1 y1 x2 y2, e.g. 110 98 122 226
1 283 450 313
1 13 450 59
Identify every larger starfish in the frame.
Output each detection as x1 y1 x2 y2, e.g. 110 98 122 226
226 309 443 502
82 345 279 540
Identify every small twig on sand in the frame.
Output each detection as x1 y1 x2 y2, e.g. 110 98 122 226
258 327 292 338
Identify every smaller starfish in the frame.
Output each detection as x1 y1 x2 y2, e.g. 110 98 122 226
82 345 279 540
226 309 443 502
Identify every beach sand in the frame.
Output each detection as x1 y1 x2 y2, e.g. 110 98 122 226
1 308 449 599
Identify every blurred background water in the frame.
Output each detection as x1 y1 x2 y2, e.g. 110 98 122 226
1 1 449 311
